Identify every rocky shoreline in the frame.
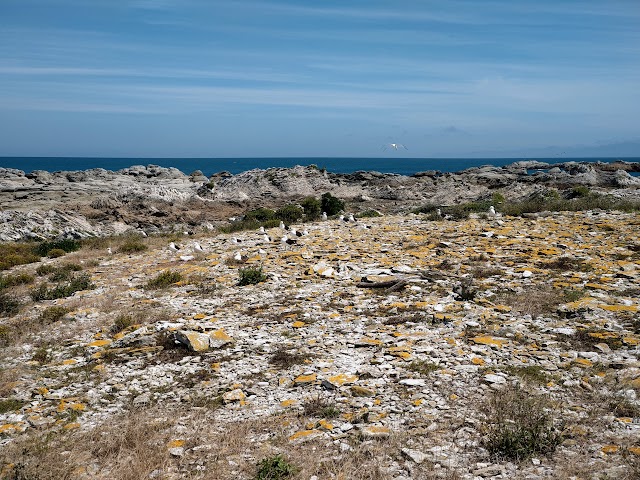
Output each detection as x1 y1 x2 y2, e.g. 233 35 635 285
1 160 639 241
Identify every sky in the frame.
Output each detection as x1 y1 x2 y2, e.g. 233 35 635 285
0 0 639 158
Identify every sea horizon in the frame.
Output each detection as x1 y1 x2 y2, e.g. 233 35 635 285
1 156 638 178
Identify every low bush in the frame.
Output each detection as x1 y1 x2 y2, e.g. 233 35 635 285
0 292 21 316
47 248 66 258
321 192 345 216
38 306 71 324
118 239 148 254
0 272 35 289
145 270 183 289
255 454 298 480
0 243 41 270
301 196 322 219
30 273 94 301
35 238 81 257
275 204 304 224
112 314 134 333
484 384 563 461
238 266 267 286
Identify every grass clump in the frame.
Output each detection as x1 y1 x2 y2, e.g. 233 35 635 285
145 270 183 289
302 395 341 419
112 314 134 333
406 360 439 375
0 398 27 414
238 266 267 286
255 454 298 480
30 273 94 301
484 384 563 461
118 239 148 254
504 365 551 385
269 348 310 368
38 306 71 324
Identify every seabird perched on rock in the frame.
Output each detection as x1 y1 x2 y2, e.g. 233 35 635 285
281 235 297 247
258 226 265 233
339 215 345 221
107 247 112 255
347 214 356 222
263 234 272 243
179 254 195 261
193 242 204 253
488 205 496 216
321 212 327 220
169 242 180 252
231 236 242 244
233 251 248 262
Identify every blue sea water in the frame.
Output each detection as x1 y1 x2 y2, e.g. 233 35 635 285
0 157 638 178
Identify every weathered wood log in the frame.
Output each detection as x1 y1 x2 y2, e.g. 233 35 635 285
385 280 408 293
356 280 400 289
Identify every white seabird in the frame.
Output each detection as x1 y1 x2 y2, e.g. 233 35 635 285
194 242 204 253
347 214 355 222
488 205 496 216
382 143 408 151
321 212 327 221
169 242 180 252
179 254 194 261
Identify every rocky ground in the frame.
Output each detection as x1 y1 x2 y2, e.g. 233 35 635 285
1 160 639 242
0 208 639 479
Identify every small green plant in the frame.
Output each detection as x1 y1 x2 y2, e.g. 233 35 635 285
407 360 439 375
504 365 550 385
118 239 148 254
0 292 21 316
112 314 134 332
492 192 505 204
357 209 382 218
570 185 591 198
269 348 310 368
302 395 341 419
48 263 83 281
145 270 183 289
0 325 13 346
32 346 51 363
255 454 298 480
0 398 27 414
38 306 70 324
238 266 267 286
321 192 345 216
484 385 563 461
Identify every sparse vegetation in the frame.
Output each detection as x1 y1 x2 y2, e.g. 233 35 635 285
35 238 81 257
0 292 21 316
238 266 267 286
118 238 148 253
0 243 41 270
484 384 563 461
0 272 34 289
145 270 183 289
302 395 341 419
255 454 298 480
269 348 310 368
30 273 94 301
38 306 70 324
406 360 439 375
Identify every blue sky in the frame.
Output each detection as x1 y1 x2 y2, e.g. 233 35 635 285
0 0 639 157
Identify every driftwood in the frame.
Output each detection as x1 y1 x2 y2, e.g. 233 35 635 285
356 279 408 293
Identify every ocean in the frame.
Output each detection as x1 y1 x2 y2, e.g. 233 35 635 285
0 157 638 178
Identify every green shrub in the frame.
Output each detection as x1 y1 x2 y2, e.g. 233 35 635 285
31 346 50 363
570 185 591 198
48 264 83 282
484 385 563 461
0 398 26 414
321 192 345 216
35 239 81 257
36 264 55 276
0 272 34 289
275 204 304 224
30 273 94 301
38 306 70 324
112 314 134 332
301 196 322 219
118 239 148 254
255 454 298 480
492 192 505 204
245 208 277 223
0 292 21 316
0 243 41 271
0 325 13 346
357 209 382 218
238 266 267 286
47 248 66 258
145 270 183 289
